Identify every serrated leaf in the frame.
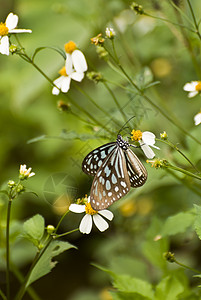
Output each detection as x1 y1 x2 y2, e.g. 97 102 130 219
26 240 76 287
23 214 45 246
155 273 185 300
161 211 195 237
194 205 201 239
94 264 154 299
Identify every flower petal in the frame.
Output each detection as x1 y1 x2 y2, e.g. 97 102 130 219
52 87 60 95
65 53 74 75
0 36 9 55
70 72 84 82
93 214 109 232
142 131 156 146
79 214 92 234
60 76 71 93
9 29 32 33
188 91 198 98
140 141 155 159
69 204 86 213
98 210 114 221
183 82 198 92
194 112 201 126
72 50 87 73
6 13 18 30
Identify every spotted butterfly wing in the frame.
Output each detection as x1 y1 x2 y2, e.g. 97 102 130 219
82 142 116 176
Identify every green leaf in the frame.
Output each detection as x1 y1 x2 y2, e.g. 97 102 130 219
161 211 195 237
32 46 66 62
26 240 76 287
110 291 149 300
155 272 185 300
193 205 201 239
94 265 154 299
23 214 45 247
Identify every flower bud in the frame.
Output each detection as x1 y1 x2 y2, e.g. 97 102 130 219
130 2 144 14
160 131 168 140
46 225 55 234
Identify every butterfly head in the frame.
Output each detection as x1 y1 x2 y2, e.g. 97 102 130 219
116 134 129 150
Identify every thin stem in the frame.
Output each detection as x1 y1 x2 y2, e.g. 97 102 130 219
54 228 79 238
186 0 201 40
0 289 7 300
55 210 69 233
6 199 12 300
168 164 201 181
157 138 199 172
174 258 200 274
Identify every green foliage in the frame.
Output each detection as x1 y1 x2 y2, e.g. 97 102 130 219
23 214 45 247
193 205 201 240
26 240 76 287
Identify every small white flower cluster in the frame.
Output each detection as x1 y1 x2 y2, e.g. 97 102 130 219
0 13 31 56
183 81 201 126
52 41 87 95
19 164 35 179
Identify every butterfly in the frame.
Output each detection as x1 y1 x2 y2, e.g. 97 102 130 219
82 134 147 210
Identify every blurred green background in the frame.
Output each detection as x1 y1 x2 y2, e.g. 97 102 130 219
0 0 201 299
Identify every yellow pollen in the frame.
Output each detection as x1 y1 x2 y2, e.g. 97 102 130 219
59 66 67 76
195 82 201 92
64 41 77 53
131 129 142 141
85 203 97 215
0 22 8 36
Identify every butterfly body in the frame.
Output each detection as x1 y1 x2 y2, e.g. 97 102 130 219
82 135 147 210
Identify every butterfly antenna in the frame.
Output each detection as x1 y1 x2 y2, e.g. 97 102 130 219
118 116 136 135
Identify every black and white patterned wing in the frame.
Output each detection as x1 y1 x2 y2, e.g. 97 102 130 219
125 148 147 188
82 142 117 176
90 147 131 210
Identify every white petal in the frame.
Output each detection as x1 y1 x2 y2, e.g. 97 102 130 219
188 91 198 98
0 36 9 55
69 204 86 213
72 50 87 73
9 29 32 33
79 214 92 234
98 210 114 221
142 131 156 146
65 53 73 75
183 82 198 92
60 76 71 93
6 13 18 30
70 72 84 82
53 76 63 88
140 141 155 159
194 112 201 126
93 214 109 232
52 86 60 95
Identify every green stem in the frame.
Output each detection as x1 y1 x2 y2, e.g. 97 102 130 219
174 258 200 274
167 164 201 180
6 199 12 300
11 264 42 300
186 0 201 40
55 210 69 233
0 289 7 300
54 228 79 238
157 138 199 172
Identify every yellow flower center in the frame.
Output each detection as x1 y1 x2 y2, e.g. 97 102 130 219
85 202 97 215
0 22 9 36
64 41 77 53
195 82 201 91
131 129 142 141
59 66 67 76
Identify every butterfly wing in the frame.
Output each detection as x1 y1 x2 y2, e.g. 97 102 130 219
82 142 117 176
90 147 131 210
125 148 147 187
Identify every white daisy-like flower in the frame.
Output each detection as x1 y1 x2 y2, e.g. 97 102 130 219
69 197 114 234
105 27 116 39
183 81 201 98
52 64 84 95
64 41 87 74
0 12 32 56
194 112 201 126
19 164 35 179
131 130 159 159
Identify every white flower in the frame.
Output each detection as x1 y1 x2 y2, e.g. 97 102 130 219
183 81 201 98
105 27 116 39
131 130 159 159
64 41 87 74
69 197 114 234
194 112 201 126
0 12 32 56
52 65 84 95
19 164 35 179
